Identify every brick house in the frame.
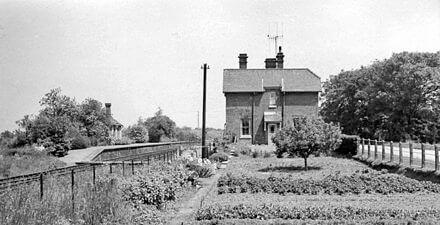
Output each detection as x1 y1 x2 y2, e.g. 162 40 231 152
223 47 321 145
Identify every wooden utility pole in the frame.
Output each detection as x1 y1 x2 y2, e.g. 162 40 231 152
201 63 209 159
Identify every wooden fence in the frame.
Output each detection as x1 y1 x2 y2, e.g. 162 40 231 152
358 138 440 171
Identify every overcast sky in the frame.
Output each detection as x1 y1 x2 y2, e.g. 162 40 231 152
0 0 439 132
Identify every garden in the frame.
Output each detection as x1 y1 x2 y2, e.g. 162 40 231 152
193 153 440 224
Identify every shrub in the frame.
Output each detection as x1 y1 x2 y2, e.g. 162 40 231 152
70 135 91 150
251 151 260 158
124 124 148 143
239 146 251 155
263 151 271 158
187 163 215 178
112 137 133 145
334 134 359 156
209 152 229 162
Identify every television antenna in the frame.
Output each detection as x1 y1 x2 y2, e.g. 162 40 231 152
267 22 284 55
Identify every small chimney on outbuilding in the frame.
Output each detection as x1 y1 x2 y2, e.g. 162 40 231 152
238 53 248 69
276 46 284 69
105 103 112 117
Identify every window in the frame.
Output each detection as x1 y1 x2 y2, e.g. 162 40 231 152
269 91 277 108
241 119 250 136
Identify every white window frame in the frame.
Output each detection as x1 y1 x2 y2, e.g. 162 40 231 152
269 91 277 109
240 118 251 138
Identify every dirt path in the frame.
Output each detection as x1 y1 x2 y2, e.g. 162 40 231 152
168 172 222 225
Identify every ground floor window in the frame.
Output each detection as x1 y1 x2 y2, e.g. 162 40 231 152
241 119 250 136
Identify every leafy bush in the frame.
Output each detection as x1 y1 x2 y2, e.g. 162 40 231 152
123 124 148 143
251 151 260 158
263 152 271 158
187 163 215 178
70 135 91 150
217 171 440 195
121 162 194 208
334 134 359 156
209 152 229 162
112 137 133 145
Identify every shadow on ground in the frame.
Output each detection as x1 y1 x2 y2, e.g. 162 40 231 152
258 165 322 173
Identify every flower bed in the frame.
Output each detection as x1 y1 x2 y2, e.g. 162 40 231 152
217 170 440 195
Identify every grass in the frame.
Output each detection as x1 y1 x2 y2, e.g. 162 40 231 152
0 146 66 179
195 146 440 224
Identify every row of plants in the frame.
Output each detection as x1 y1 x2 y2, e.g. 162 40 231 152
217 170 440 195
196 203 440 221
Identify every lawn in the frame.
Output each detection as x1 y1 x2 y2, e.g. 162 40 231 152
194 151 440 224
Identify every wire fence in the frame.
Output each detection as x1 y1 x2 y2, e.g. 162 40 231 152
0 142 198 194
357 138 440 171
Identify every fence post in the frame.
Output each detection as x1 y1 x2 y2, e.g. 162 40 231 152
71 170 75 213
122 161 125 176
147 156 150 165
131 160 134 175
381 141 385 160
399 142 403 164
435 145 439 171
421 143 425 168
390 141 394 162
374 140 378 160
92 165 96 187
361 138 365 155
39 173 44 200
409 142 413 167
367 139 371 158
109 163 113 174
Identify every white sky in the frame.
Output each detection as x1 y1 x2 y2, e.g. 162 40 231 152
0 0 439 131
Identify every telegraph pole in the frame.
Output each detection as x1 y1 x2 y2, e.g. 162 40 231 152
201 63 209 159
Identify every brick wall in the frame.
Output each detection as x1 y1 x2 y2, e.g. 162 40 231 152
225 91 319 145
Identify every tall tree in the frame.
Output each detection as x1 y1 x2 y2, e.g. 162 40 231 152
321 52 440 142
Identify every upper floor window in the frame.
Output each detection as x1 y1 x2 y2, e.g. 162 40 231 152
269 91 277 108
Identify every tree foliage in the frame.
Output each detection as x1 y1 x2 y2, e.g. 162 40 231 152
13 88 112 156
321 52 440 142
272 117 341 170
142 108 176 142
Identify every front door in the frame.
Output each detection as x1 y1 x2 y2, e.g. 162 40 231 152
267 123 278 146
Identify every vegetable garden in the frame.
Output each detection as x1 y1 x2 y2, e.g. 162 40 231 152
193 152 440 224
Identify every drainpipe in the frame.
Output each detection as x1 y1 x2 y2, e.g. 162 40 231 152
251 92 255 144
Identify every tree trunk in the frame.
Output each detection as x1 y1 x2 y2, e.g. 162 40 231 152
304 157 308 171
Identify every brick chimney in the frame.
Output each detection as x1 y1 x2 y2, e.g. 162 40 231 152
265 58 277 69
105 103 112 117
276 46 284 69
238 53 248 69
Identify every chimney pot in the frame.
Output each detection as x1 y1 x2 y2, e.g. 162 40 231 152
238 53 248 69
105 103 112 117
265 58 277 69
276 46 284 69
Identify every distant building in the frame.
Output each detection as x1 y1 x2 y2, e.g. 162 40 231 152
223 47 321 145
105 103 123 139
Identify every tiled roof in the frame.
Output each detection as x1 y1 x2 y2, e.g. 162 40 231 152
223 69 321 93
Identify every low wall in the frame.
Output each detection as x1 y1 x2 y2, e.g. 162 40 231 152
91 142 195 162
